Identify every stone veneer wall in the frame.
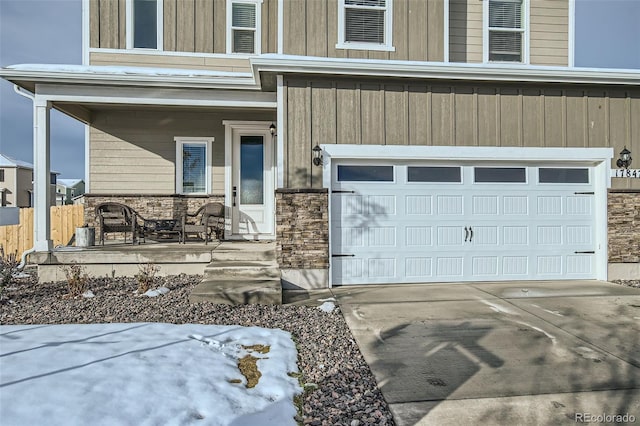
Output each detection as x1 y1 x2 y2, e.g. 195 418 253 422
608 190 640 263
84 194 224 239
276 189 329 269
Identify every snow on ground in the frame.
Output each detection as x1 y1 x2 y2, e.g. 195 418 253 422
0 323 301 426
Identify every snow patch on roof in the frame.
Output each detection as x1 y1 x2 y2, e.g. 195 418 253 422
57 178 83 187
0 153 33 169
7 64 253 79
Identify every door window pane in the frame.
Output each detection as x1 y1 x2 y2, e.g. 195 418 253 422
474 167 526 183
182 144 206 193
539 168 589 184
240 136 264 205
133 0 157 49
337 165 393 182
408 166 461 182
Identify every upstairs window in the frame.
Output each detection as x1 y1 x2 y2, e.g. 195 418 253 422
127 0 163 50
227 0 261 54
486 0 526 63
337 0 394 51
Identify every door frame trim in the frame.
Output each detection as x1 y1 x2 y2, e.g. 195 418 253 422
223 120 276 240
322 145 614 287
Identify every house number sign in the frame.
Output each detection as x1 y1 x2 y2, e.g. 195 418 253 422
611 169 640 178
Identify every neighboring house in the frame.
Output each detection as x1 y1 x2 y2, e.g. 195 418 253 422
0 153 58 208
56 179 85 205
0 0 639 282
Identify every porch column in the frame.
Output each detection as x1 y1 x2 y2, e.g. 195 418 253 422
33 97 53 252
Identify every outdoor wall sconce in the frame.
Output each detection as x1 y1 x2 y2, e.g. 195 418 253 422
269 123 277 136
312 144 323 166
616 146 632 169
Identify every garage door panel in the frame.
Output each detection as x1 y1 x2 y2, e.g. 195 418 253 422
331 162 598 285
406 195 433 215
405 226 433 246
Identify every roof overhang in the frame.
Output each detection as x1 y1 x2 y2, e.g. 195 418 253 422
0 64 261 93
252 54 640 88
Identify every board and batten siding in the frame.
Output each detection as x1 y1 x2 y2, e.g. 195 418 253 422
449 0 483 63
282 77 640 190
449 0 569 66
89 108 275 194
90 0 278 54
283 0 444 61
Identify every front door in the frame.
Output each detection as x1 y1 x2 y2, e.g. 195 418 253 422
227 123 274 239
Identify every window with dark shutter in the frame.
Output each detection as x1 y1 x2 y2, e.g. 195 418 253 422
488 0 524 62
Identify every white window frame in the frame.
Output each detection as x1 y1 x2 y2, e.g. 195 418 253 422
126 0 164 50
226 0 262 55
175 137 214 195
336 0 395 52
483 0 529 64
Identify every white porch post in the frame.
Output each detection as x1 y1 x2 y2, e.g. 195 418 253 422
33 97 53 252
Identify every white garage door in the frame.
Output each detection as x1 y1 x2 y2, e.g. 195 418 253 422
331 162 597 285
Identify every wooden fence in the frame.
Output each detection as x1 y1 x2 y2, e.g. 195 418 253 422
0 205 85 258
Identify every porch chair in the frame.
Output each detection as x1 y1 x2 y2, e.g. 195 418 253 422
180 202 225 244
95 202 145 245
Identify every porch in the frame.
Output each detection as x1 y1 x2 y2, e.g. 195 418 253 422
31 240 282 304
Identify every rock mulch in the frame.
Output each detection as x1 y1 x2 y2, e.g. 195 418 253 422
612 279 640 289
0 274 394 426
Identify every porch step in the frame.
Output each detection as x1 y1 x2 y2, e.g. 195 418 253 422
210 242 277 262
190 278 281 305
204 261 280 279
190 242 282 305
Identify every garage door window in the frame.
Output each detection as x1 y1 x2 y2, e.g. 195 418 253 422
408 166 461 183
474 167 526 183
539 168 589 184
337 165 394 182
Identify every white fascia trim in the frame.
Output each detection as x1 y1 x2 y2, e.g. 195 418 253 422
0 69 259 90
568 0 575 68
250 55 640 86
321 145 613 165
34 84 276 108
82 0 89 66
175 137 214 195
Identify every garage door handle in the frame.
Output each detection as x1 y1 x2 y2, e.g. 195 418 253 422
574 251 595 254
469 227 474 242
332 254 355 257
332 190 356 194
464 227 469 242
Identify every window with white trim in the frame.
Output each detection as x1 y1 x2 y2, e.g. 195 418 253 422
337 0 394 51
227 0 261 54
175 138 214 194
487 0 526 62
127 0 163 50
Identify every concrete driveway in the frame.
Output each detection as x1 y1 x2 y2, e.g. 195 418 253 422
332 280 640 425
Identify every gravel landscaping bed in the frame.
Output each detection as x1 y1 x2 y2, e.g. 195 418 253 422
0 274 394 426
612 279 640 289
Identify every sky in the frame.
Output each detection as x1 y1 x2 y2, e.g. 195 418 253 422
0 0 639 180
0 322 302 425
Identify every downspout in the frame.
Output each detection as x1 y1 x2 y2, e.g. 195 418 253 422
13 85 37 270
